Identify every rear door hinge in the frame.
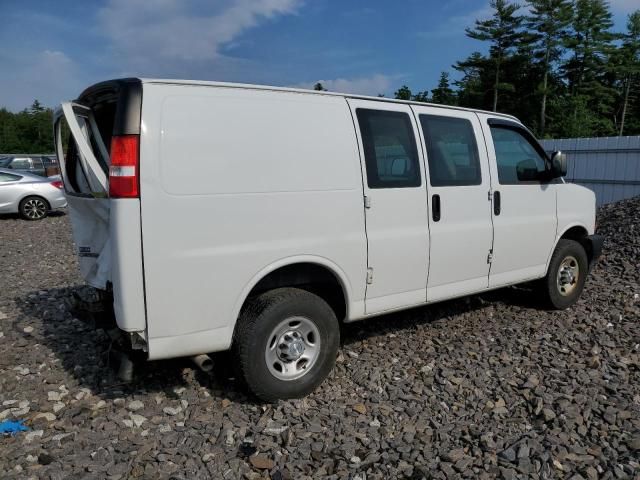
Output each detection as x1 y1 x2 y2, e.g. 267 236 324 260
364 195 371 209
487 250 493 264
366 267 374 284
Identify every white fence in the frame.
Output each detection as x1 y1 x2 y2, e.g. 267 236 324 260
540 136 640 206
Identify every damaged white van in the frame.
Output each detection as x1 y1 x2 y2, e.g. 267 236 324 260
54 78 603 401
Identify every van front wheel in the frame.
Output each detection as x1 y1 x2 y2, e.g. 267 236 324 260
543 239 588 310
233 288 339 402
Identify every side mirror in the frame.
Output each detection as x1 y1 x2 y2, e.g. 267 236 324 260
516 159 540 182
551 151 567 178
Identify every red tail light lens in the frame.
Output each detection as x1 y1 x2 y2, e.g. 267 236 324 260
109 135 140 198
50 180 63 189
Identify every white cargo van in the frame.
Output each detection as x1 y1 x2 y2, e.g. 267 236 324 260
54 78 603 400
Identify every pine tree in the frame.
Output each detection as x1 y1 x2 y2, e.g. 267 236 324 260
562 0 616 134
465 0 524 111
412 90 430 102
394 85 413 100
616 11 640 135
431 72 456 105
525 0 573 135
454 52 491 109
29 100 45 114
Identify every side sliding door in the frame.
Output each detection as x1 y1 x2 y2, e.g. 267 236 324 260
347 99 430 314
412 105 494 301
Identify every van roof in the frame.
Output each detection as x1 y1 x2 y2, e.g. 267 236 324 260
138 78 519 122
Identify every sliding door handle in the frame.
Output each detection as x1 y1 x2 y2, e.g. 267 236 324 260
493 191 501 215
432 194 441 222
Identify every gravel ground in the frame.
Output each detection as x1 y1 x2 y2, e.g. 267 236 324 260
0 199 639 480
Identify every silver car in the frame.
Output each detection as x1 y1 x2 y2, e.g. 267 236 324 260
0 167 67 220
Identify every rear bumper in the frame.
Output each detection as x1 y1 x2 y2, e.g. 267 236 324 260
50 197 68 209
587 234 604 271
48 190 68 210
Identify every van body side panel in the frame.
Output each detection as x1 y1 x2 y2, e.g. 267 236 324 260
139 84 367 359
555 184 596 238
110 199 147 332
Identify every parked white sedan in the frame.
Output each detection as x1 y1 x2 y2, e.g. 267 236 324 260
0 168 67 220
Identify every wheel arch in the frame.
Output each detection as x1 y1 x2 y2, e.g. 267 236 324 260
19 194 51 209
18 194 51 218
231 256 353 335
544 223 591 275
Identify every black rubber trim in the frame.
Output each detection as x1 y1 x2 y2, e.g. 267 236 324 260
487 118 550 162
77 78 142 136
586 234 604 271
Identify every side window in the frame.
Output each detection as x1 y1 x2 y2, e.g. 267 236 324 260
490 127 547 184
0 173 21 182
419 115 481 187
31 157 44 169
356 109 421 188
10 158 31 170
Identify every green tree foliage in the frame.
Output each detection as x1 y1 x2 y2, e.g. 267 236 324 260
526 0 573 135
614 11 640 135
431 72 457 105
0 101 54 153
394 85 413 100
394 85 430 102
562 0 617 135
442 1 639 137
464 0 524 111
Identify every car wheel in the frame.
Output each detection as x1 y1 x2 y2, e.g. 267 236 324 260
233 288 340 402
19 196 49 220
543 239 588 310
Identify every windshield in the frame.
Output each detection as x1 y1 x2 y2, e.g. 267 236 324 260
0 157 11 167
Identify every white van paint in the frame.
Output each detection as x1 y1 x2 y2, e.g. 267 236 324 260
54 78 601 398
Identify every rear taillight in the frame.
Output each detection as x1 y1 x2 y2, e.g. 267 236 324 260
109 135 140 198
50 180 63 189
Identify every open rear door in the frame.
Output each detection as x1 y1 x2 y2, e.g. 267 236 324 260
54 102 111 289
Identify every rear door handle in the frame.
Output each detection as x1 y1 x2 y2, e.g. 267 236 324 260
432 194 441 222
493 191 501 215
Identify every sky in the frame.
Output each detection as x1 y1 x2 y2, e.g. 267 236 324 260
0 0 637 111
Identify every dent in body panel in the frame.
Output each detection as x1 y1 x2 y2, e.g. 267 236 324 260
110 199 147 333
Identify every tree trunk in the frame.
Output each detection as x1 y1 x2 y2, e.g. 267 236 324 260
540 48 550 136
619 75 631 136
493 57 500 112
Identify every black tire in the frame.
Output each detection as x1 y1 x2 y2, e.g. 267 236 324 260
542 239 588 310
233 288 339 402
19 196 50 220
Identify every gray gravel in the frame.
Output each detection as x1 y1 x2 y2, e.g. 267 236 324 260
0 199 639 479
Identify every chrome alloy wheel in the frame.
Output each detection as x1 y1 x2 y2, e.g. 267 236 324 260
23 198 47 219
265 316 321 381
556 255 580 296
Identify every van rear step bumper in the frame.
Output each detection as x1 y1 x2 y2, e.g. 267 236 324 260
68 286 147 382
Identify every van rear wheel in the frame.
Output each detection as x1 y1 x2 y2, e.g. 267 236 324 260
233 288 339 402
542 239 588 310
